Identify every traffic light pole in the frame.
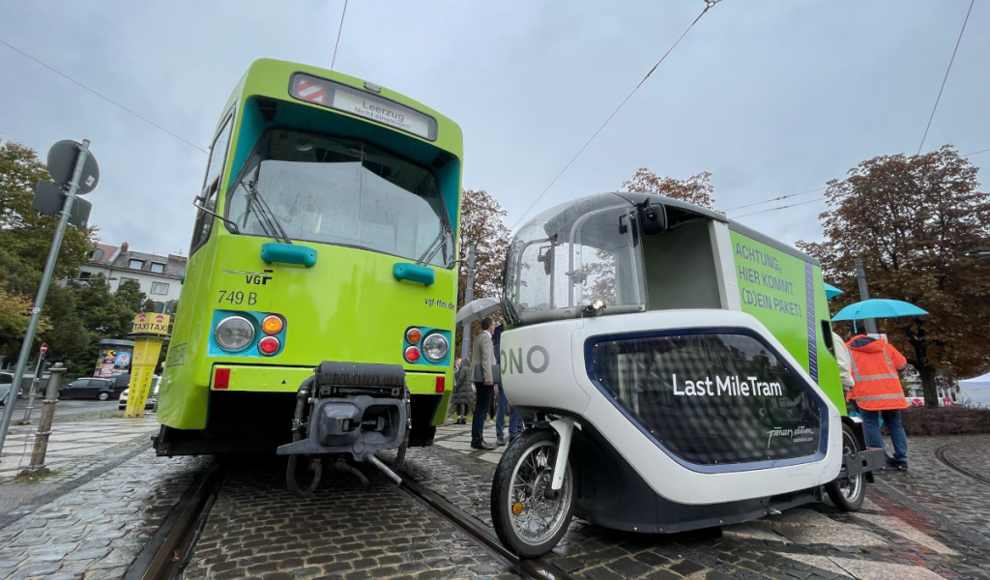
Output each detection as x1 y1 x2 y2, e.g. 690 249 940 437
0 141 89 461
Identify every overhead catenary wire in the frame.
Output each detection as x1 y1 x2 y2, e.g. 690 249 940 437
0 38 208 154
330 0 349 71
722 187 827 213
727 146 990 219
509 0 725 231
917 0 975 155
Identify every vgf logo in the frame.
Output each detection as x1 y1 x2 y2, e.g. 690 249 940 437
501 345 550 375
246 269 274 285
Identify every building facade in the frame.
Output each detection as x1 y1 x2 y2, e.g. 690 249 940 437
79 242 186 312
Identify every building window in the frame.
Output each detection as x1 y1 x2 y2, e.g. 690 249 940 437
79 271 92 280
129 259 144 270
150 262 165 274
120 277 140 287
151 282 169 295
91 249 104 261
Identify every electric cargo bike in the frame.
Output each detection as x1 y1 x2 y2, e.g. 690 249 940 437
490 193 885 557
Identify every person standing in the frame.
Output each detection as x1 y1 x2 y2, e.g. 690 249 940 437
451 357 472 425
846 333 910 471
492 324 522 445
470 317 497 450
833 331 857 414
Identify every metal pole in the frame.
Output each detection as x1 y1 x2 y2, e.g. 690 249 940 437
854 258 878 335
22 352 46 423
20 363 66 476
0 140 89 460
459 244 477 362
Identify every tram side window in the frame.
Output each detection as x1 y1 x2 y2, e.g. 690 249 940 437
190 114 234 253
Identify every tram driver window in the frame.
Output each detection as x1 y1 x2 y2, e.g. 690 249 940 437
190 112 234 253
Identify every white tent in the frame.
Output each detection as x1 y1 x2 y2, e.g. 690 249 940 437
959 372 990 408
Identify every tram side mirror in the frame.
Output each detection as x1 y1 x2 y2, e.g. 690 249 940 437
638 203 667 237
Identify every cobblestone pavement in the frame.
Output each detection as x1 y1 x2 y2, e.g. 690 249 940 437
0 415 160 481
0 449 205 580
0 415 161 525
7 423 990 580
403 424 990 580
869 435 990 544
181 457 520 580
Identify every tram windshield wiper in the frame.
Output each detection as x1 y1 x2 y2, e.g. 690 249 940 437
236 166 293 245
416 225 452 267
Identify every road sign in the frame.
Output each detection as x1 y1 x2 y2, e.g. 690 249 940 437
47 140 100 194
40 343 48 354
32 181 92 227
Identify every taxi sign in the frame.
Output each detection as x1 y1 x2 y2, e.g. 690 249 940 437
289 73 437 141
131 312 170 336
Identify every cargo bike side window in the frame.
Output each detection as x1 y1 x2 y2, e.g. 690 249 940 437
588 331 824 466
190 111 235 254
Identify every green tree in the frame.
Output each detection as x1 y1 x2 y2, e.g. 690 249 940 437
115 279 148 313
796 145 990 406
0 140 95 278
74 274 134 338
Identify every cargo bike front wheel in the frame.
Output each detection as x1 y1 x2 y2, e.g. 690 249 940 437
491 428 574 558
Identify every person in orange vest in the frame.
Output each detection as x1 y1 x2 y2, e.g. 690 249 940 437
846 334 909 471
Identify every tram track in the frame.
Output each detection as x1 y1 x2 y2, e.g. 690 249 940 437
934 443 990 487
123 454 573 580
123 460 226 580
399 475 577 580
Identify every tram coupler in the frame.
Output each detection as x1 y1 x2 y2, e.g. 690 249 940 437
278 362 409 492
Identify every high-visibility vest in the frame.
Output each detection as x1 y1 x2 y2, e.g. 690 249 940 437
847 338 908 411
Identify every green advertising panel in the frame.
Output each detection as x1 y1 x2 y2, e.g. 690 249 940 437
729 231 845 412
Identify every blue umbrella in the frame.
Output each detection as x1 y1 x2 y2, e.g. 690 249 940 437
824 283 843 300
831 299 928 326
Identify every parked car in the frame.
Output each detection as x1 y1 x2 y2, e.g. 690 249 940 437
58 378 117 401
118 381 160 411
107 373 134 395
0 372 13 406
1 371 52 405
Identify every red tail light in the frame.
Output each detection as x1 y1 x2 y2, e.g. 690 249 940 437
258 336 280 356
435 376 445 393
404 346 421 363
215 368 230 389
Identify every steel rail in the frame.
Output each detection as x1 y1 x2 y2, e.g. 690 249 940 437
934 443 990 487
123 460 226 580
400 475 577 580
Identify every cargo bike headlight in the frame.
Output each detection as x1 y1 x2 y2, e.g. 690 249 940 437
214 316 255 352
421 332 449 362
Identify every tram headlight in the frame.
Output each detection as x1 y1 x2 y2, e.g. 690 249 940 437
421 333 449 362
214 316 255 352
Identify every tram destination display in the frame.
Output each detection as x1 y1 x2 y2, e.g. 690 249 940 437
589 332 823 465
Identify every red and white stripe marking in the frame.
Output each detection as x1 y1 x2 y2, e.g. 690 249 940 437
296 79 328 104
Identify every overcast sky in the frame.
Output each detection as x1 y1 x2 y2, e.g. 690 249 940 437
1 1 986 256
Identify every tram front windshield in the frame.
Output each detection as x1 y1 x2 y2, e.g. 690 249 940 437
226 129 452 267
504 195 647 325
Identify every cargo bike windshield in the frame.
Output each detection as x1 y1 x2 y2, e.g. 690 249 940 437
504 194 648 326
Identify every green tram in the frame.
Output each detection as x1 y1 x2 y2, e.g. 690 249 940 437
155 59 462 468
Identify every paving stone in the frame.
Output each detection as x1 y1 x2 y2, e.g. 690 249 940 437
670 559 708 576
646 571 682 580
582 567 624 580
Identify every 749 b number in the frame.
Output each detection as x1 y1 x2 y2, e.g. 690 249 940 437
218 290 257 306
